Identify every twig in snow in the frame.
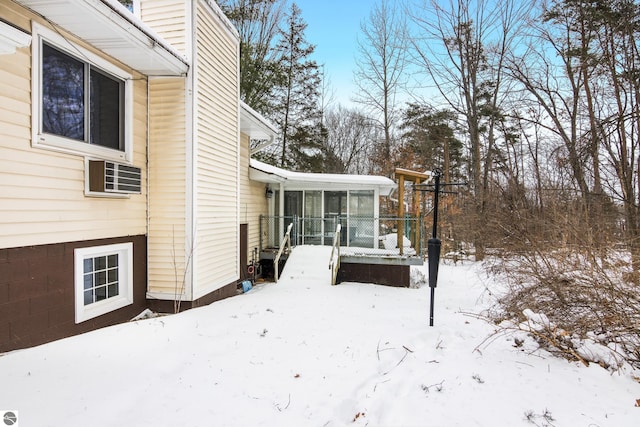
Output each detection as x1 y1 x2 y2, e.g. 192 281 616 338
524 409 556 427
382 347 410 375
376 340 395 360
373 379 390 392
276 394 291 412
421 380 445 393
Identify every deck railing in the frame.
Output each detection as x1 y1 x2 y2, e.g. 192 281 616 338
328 224 341 285
259 215 423 254
274 222 293 283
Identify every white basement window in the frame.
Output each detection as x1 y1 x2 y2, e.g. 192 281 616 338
74 243 134 323
31 22 133 163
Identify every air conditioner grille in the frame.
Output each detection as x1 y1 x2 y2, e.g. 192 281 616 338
89 160 142 194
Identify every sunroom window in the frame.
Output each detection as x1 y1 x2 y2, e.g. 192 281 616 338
32 23 132 162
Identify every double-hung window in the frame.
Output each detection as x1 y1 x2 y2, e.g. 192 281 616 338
32 23 132 162
74 243 134 323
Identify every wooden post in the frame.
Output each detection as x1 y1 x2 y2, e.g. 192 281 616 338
394 168 433 257
411 186 418 250
415 182 421 254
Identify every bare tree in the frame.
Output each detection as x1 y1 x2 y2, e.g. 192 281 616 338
322 105 379 174
409 0 531 259
588 0 640 273
353 0 408 175
219 0 287 114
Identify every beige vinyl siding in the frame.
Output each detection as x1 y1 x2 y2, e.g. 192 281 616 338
139 0 188 56
147 76 188 295
239 133 268 265
192 1 239 298
0 4 148 250
0 0 31 30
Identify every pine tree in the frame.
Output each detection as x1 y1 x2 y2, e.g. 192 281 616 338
399 104 464 183
218 0 287 115
273 3 321 170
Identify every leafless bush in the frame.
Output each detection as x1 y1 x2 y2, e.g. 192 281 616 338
482 185 640 370
488 249 640 368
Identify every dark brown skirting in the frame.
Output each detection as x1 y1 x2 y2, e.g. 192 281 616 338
0 236 147 353
336 262 410 287
146 281 238 314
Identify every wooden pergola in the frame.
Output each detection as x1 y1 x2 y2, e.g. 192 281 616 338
394 168 432 256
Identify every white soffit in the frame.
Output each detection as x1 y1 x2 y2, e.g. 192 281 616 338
0 20 31 54
15 0 189 76
240 101 278 141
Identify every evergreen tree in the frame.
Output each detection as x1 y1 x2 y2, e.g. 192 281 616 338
218 0 287 115
272 3 322 170
399 104 464 183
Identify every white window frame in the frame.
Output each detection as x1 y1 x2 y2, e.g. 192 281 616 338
31 22 134 163
74 242 134 323
118 0 141 17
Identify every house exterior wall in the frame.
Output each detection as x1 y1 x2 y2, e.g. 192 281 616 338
139 0 189 57
192 0 240 299
0 3 148 249
239 133 269 267
0 236 147 353
138 0 190 301
143 0 241 302
0 1 150 351
147 76 188 297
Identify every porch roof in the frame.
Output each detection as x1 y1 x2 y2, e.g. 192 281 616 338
249 159 397 196
240 101 278 154
15 0 189 76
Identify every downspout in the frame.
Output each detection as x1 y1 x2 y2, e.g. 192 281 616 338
184 0 197 302
235 30 241 284
145 77 150 298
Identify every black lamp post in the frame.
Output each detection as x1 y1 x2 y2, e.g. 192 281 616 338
415 168 466 326
427 169 442 326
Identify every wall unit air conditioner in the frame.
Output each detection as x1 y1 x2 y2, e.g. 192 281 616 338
88 160 142 194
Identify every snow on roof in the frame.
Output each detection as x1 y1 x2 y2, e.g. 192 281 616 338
240 102 278 147
250 159 397 195
15 0 189 76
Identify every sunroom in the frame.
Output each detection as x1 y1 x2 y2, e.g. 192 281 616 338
250 159 397 250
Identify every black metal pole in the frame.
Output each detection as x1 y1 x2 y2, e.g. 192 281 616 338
430 287 435 326
428 169 442 327
432 172 440 239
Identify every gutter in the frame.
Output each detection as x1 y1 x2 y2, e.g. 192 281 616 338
100 0 188 69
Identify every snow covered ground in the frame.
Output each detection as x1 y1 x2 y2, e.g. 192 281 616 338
1 248 639 426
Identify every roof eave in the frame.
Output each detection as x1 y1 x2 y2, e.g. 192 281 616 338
15 0 189 76
240 101 278 154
